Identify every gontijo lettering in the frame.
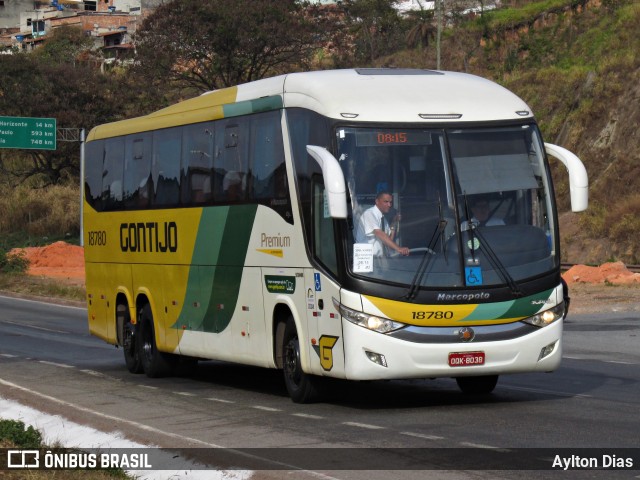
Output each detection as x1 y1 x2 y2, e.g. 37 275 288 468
120 221 177 252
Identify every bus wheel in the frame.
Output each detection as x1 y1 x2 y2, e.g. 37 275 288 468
283 317 319 403
456 375 498 394
121 305 142 374
137 304 173 378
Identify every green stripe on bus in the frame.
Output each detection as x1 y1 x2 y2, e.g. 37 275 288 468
460 288 554 321
174 205 258 334
222 96 283 118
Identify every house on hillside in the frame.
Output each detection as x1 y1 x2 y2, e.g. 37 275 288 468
0 0 144 61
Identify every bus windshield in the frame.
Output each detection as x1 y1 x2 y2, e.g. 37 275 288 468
339 124 557 289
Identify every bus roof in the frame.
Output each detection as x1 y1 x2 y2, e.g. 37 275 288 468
87 69 533 141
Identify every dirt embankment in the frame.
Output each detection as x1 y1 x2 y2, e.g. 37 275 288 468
7 242 640 313
9 241 85 285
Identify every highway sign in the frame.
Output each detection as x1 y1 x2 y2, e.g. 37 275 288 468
0 116 57 150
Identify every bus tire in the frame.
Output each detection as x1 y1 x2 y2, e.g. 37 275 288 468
456 375 498 394
282 317 320 403
121 304 142 374
137 303 173 378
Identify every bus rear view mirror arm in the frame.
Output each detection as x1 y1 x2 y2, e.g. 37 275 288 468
544 143 589 212
307 145 348 219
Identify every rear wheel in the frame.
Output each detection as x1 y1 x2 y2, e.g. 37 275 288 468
456 375 499 394
283 317 320 403
121 304 142 374
137 304 174 378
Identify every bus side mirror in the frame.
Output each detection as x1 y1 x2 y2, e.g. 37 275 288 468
306 145 347 219
544 143 589 212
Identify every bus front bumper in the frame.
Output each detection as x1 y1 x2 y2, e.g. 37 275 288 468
341 318 563 381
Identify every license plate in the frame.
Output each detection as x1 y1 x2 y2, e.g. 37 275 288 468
448 351 485 367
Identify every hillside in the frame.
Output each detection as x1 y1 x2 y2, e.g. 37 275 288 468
385 0 640 265
1 0 638 266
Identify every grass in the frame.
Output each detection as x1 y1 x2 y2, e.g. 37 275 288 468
0 419 130 479
0 272 86 303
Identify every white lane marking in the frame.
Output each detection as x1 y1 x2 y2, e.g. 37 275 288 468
0 294 86 311
292 413 324 420
0 377 219 447
39 360 74 369
501 385 592 398
1 319 69 334
0 353 18 358
342 422 385 430
0 378 342 479
459 441 511 452
207 397 235 404
138 385 159 390
174 391 197 397
400 431 444 441
252 406 281 412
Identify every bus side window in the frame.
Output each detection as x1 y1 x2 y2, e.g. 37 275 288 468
312 179 338 275
152 127 181 207
123 134 152 209
84 140 104 210
102 137 125 210
251 111 291 222
214 121 248 203
182 123 214 205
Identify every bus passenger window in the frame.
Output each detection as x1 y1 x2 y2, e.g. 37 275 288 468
84 140 104 210
123 134 152 209
182 123 214 205
214 121 248 203
102 137 125 210
152 127 181 207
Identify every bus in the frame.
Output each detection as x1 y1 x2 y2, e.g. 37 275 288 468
83 68 588 403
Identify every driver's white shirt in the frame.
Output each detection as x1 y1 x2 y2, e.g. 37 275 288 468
359 205 390 257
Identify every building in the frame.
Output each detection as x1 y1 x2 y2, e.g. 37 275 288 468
0 0 144 59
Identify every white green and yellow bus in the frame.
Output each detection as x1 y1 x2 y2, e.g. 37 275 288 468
83 68 588 402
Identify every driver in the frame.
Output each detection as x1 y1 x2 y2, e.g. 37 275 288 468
359 191 410 257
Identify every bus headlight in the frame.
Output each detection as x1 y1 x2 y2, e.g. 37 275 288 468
523 302 565 328
333 298 405 334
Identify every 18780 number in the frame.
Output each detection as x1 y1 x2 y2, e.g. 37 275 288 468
411 311 454 320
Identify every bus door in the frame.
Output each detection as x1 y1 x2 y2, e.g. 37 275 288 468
303 268 344 378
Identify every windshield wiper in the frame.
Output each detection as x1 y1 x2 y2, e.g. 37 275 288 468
403 200 447 301
461 193 523 297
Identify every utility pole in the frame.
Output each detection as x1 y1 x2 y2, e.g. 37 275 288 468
436 0 443 70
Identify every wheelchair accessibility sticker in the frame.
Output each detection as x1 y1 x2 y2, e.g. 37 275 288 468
465 266 483 286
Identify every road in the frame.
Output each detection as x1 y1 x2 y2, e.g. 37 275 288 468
1 294 639 479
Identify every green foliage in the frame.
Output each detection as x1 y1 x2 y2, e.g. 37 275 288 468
33 26 93 64
0 247 29 274
0 419 43 448
134 0 332 92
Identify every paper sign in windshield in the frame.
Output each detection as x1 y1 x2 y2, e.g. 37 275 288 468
353 243 373 273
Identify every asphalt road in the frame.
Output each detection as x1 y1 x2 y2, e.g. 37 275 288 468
1 294 639 479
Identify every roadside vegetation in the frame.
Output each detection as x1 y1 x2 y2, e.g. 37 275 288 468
0 419 129 479
0 0 638 265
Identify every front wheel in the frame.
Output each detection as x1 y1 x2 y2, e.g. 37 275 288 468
456 375 499 394
283 317 320 403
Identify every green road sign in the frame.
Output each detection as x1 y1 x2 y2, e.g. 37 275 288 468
0 116 57 150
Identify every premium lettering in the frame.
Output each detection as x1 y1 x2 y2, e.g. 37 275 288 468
120 222 178 253
261 233 290 248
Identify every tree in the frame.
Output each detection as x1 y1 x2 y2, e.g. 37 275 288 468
340 0 404 64
0 53 150 186
133 0 330 92
405 6 437 50
32 26 94 65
